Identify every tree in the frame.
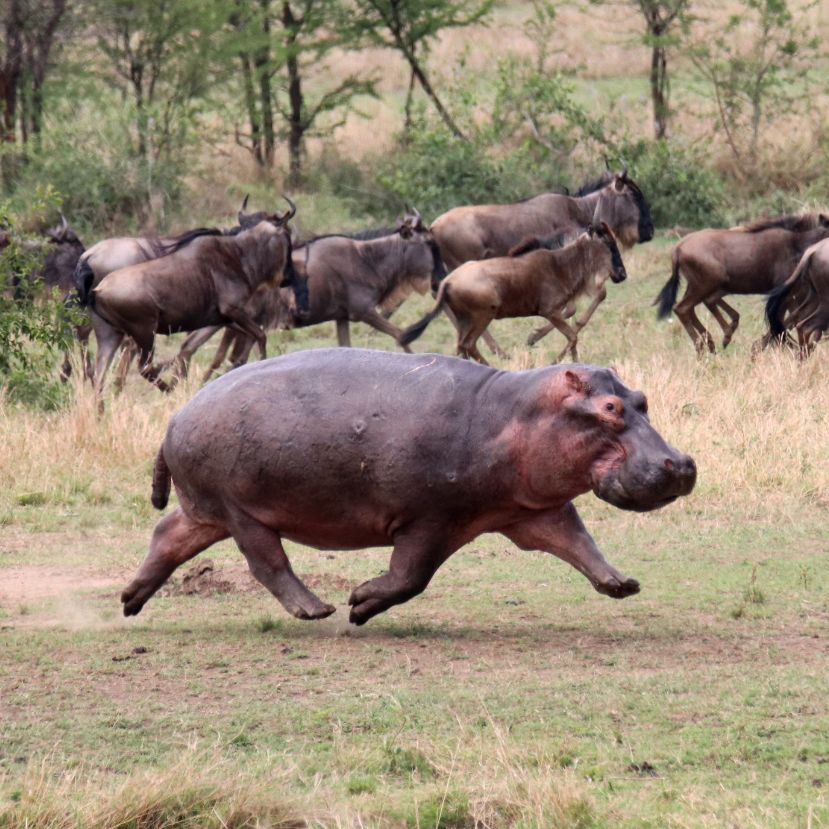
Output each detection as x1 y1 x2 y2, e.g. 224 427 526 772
691 0 818 173
634 0 689 140
231 1 375 184
92 0 226 160
351 0 494 140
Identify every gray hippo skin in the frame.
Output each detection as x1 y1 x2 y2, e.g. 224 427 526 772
122 349 696 625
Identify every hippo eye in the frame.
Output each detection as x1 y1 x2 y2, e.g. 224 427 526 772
605 402 615 412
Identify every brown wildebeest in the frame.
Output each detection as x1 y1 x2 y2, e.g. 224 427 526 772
75 197 301 387
289 213 446 349
764 238 829 357
429 170 652 356
654 213 829 354
400 223 627 364
88 221 296 393
122 349 696 624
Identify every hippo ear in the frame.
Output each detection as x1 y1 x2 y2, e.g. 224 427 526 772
564 370 585 395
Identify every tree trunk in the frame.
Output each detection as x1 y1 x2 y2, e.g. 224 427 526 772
240 53 263 165
403 65 416 137
256 0 275 167
282 1 304 187
650 41 669 140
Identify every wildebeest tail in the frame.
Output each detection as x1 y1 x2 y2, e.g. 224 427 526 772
428 238 447 292
765 252 812 338
74 257 96 308
654 254 681 319
151 444 172 510
399 282 449 346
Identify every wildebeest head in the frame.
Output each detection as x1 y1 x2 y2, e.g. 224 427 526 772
586 222 627 284
589 170 654 248
397 208 446 291
45 214 82 247
237 194 297 230
555 367 696 512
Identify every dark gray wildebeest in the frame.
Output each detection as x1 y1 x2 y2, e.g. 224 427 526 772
429 170 653 356
655 213 829 355
400 223 627 363
75 198 304 389
185 211 444 374
287 212 445 349
86 220 297 394
764 238 829 357
120 349 696 625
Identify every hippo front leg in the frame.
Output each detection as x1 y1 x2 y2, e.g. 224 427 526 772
501 504 640 599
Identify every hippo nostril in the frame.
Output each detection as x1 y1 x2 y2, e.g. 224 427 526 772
663 458 675 472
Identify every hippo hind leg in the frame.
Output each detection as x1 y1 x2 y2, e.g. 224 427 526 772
121 508 230 616
348 527 456 625
231 516 335 620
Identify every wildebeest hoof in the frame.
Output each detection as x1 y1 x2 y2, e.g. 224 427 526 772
595 576 640 599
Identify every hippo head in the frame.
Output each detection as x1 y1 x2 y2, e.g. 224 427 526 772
557 367 696 512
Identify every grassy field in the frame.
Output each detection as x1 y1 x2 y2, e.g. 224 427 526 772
1 233 828 828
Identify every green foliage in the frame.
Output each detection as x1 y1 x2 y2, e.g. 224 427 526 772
0 195 76 410
614 139 726 227
690 0 819 170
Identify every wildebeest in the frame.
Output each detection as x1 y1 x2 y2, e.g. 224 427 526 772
76 198 303 390
2 216 90 379
764 238 829 357
655 214 829 354
429 170 652 356
289 212 445 349
88 220 296 393
400 223 627 364
121 349 696 625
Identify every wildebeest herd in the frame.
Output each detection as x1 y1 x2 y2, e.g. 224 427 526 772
4 170 826 625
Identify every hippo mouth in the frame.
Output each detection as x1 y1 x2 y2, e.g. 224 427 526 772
593 463 695 512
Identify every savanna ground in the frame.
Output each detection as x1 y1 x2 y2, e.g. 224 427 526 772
1 234 828 828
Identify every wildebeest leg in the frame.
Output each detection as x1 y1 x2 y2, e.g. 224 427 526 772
528 302 577 347
230 515 335 620
704 292 740 348
113 340 137 394
132 332 172 393
573 285 607 331
219 307 267 360
543 314 579 362
121 508 230 616
443 305 507 358
357 308 413 353
229 332 257 368
168 325 221 379
674 291 715 355
348 524 458 625
460 321 492 366
501 503 640 599
336 319 351 347
92 314 125 399
203 329 235 382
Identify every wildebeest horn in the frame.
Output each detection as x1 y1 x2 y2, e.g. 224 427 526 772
603 154 612 171
239 194 250 216
60 213 68 231
412 207 422 222
280 195 297 223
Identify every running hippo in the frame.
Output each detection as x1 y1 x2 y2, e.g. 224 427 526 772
122 349 696 625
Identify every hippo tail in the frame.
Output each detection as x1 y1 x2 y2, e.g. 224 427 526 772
74 256 96 308
398 282 449 346
654 253 681 320
151 444 172 510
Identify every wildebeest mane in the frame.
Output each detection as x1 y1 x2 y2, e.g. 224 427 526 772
742 214 821 234
508 232 571 257
297 226 396 247
575 172 614 197
158 227 226 256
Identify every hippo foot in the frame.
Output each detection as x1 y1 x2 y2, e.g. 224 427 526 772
348 600 379 626
288 601 336 621
121 585 146 616
595 576 640 599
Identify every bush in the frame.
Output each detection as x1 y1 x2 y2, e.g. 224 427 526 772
614 139 726 228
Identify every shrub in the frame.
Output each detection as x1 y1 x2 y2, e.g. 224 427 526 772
614 139 726 228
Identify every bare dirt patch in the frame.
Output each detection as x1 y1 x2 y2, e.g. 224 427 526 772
0 566 123 604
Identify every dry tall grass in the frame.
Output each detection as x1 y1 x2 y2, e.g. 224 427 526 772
1 345 826 523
